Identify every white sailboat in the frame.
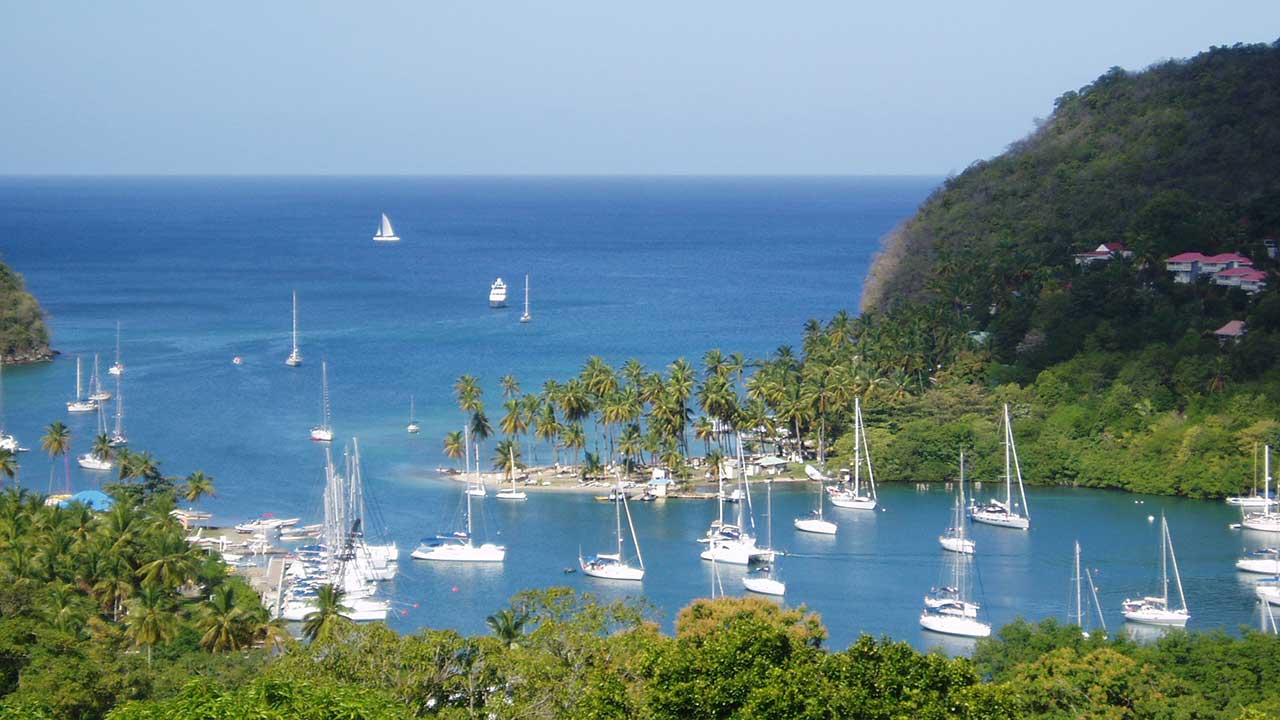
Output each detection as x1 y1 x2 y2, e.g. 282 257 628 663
829 398 877 510
108 321 124 375
939 452 976 554
1242 446 1280 532
0 359 19 453
412 432 505 562
969 404 1030 530
372 213 400 242
1122 514 1190 626
88 353 112 401
285 291 303 367
699 436 775 565
519 274 531 323
489 278 508 308
310 361 334 442
109 371 128 447
406 396 421 434
495 446 528 501
66 357 98 413
920 540 990 638
743 478 786 596
794 463 837 535
465 434 487 497
1228 444 1276 508
1237 547 1280 575
1070 540 1107 638
77 400 114 470
581 472 644 580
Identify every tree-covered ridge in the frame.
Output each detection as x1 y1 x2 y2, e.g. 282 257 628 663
862 40 1280 314
0 258 52 364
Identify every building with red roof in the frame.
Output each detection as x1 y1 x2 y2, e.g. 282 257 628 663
1165 251 1258 288
1073 242 1133 267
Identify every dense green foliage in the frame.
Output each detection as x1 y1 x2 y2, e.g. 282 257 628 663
0 258 51 364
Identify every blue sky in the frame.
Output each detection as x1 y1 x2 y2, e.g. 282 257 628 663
1 2 1277 175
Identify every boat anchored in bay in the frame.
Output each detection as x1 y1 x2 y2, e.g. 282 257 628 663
969 404 1030 530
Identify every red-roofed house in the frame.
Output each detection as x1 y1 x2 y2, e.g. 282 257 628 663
1199 253 1253 274
1213 267 1268 294
1074 242 1134 266
1165 252 1205 283
1165 251 1256 285
1213 320 1247 344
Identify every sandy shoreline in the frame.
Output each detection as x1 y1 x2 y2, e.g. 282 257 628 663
407 463 815 495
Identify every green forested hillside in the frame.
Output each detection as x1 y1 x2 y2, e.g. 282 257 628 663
0 259 51 364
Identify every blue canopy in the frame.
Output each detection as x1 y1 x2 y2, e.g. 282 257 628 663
61 490 115 511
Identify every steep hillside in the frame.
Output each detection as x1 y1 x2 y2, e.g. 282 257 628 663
0 258 52 364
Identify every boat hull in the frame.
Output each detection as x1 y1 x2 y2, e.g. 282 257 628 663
920 613 991 638
411 542 506 562
794 517 838 535
742 576 786 596
1122 609 1189 626
108 364 124 376
373 235 400 242
1242 516 1280 532
1228 497 1277 508
939 535 976 554
970 510 1029 530
580 559 644 581
310 427 334 442
829 495 876 510
496 490 528 501
1257 583 1280 605
1236 558 1280 574
66 401 97 413
77 454 114 471
700 540 774 566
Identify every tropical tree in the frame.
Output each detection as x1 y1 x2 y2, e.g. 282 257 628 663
301 584 352 642
454 374 482 414
91 433 113 463
485 607 530 649
560 422 586 470
199 584 253 652
126 584 177 665
40 422 71 495
500 373 521 398
443 430 465 468
0 448 16 489
500 398 528 440
182 471 216 503
492 438 522 482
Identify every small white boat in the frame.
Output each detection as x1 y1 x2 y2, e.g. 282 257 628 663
489 278 508 308
282 596 390 622
701 439 775 566
969 404 1030 530
414 430 505 562
829 398 878 510
285 290 303 367
1257 577 1280 605
406 396 421 434
372 212 400 242
939 453 976 554
310 361 334 442
519 273 531 323
921 517 989 638
495 446 528 501
1237 547 1280 574
1122 514 1190 627
919 607 992 638
794 465 837 534
88 354 112 402
66 357 98 413
743 479 785 596
77 452 113 471
1243 447 1280 532
108 321 124 375
580 473 644 580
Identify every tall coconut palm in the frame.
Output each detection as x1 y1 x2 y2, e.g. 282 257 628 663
499 374 521 399
443 430 465 469
200 584 253 652
301 584 351 642
499 399 527 440
41 422 71 495
469 410 493 447
138 529 197 590
182 471 216 503
560 422 586 470
91 433 113 463
485 607 530 649
0 448 16 489
126 584 176 665
492 438 522 482
454 374 482 414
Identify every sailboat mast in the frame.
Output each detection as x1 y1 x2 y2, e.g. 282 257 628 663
0 358 5 434
615 473 624 558
1267 446 1273 519
1161 515 1169 603
76 357 83 399
1074 541 1083 627
115 321 121 365
1003 405 1013 507
853 398 862 496
113 372 123 435
1167 516 1187 611
524 274 530 315
291 291 299 353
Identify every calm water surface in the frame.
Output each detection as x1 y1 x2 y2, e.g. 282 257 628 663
0 176 1270 651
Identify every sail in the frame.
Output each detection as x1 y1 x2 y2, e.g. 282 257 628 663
378 213 395 237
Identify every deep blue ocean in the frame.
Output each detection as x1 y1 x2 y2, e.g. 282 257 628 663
0 176 1269 652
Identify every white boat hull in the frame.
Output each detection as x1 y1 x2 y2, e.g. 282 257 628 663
108 364 124 376
970 510 1029 530
829 494 876 510
1123 608 1189 626
794 517 837 535
310 427 334 442
411 542 505 562
1256 583 1280 605
1242 516 1280 532
77 454 114 471
466 487 487 497
496 490 528 501
1228 496 1277 508
920 612 990 638
373 235 400 242
406 423 420 434
700 539 774 566
1237 558 1280 574
580 558 644 581
67 400 97 413
742 576 786 596
281 597 389 622
939 535 976 554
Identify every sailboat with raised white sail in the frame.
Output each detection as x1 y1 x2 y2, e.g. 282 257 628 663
412 430 505 562
830 397 877 510
519 274 532 323
939 453 975 554
496 445 528 501
372 213 400 242
310 361 334 442
1242 446 1280 532
1070 541 1107 638
743 478 786 596
406 396 421 434
109 371 127 447
969 404 1030 530
285 291 303 367
66 357 97 413
1122 514 1190 626
581 472 644 580
108 321 125 376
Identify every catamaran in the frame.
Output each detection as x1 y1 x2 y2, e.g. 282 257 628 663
1069 541 1107 638
1122 514 1190 626
699 437 775 565
108 321 124 376
969 404 1030 530
489 278 508 308
743 478 786 596
519 274 531 323
372 213 399 242
286 291 303 367
829 397 877 510
406 396 421 434
580 472 644 580
66 357 98 413
109 371 128 447
495 446 528 501
920 539 990 638
1228 444 1276 509
939 453 976 554
794 463 837 535
1242 446 1280 532
0 359 20 453
413 432 505 562
310 361 334 442
88 353 111 402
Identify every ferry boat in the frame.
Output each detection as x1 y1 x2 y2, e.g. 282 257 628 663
489 278 508 308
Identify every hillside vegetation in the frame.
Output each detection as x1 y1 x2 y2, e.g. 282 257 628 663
0 259 51 364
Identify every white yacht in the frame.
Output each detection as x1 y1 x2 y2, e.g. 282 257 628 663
286 290 303 367
519 274 531 323
743 479 786 596
1228 443 1276 508
108 321 124 376
372 213 399 242
489 278 508 308
495 446 528 501
969 404 1030 530
700 439 775 565
580 473 644 581
66 357 98 413
920 545 990 638
1122 514 1190 627
829 397 878 510
413 430 505 562
310 361 334 442
78 401 114 471
939 453 976 554
88 354 112 402
794 466 837 535
406 396 421 434
1242 447 1280 532
1237 547 1280 575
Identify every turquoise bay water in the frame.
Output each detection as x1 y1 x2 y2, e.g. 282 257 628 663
0 176 1270 651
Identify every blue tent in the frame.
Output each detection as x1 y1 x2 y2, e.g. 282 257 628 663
60 490 115 512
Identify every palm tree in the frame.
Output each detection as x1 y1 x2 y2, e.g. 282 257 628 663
182 471 216 503
560 422 586 471
138 529 197 590
582 451 604 481
0 448 16 489
91 433 113 463
485 607 530 649
499 398 527 440
443 430 465 469
199 584 253 652
126 584 176 665
301 584 351 642
492 438 522 482
499 374 521 399
41 422 71 495
470 410 493 447
454 374 482 414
